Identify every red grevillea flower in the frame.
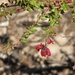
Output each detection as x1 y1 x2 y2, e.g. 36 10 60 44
41 48 51 57
47 40 54 44
35 43 44 51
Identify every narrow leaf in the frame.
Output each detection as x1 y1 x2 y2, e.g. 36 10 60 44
41 16 47 20
21 39 28 44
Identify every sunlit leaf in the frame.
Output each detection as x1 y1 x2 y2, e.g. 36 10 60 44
49 30 55 34
21 39 28 44
41 16 47 20
31 28 37 33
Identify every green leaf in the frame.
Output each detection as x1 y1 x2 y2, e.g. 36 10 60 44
6 41 10 47
31 28 37 33
49 16 53 22
40 7 44 13
5 16 9 20
30 0 40 8
42 34 46 37
36 23 42 26
40 2 44 7
42 27 48 31
27 30 32 35
49 17 57 26
24 34 29 38
27 7 33 12
8 9 15 13
41 16 47 20
49 30 55 34
1 11 5 16
21 39 28 44
50 21 55 26
61 2 69 10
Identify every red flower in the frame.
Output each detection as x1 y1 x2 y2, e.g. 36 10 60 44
35 43 44 51
35 43 51 57
55 3 61 8
47 40 54 44
67 3 73 6
41 48 51 57
41 49 47 57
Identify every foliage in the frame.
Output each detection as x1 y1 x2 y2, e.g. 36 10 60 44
0 0 75 51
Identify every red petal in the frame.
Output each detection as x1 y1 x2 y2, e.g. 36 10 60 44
46 48 51 56
68 3 73 6
47 40 54 44
35 43 44 51
55 3 61 8
41 49 46 57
